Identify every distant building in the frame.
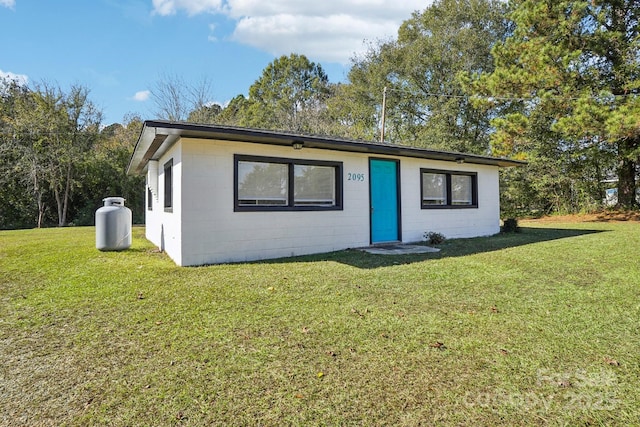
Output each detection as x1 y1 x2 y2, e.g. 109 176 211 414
602 179 640 207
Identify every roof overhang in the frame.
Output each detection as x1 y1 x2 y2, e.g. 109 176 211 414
127 120 526 175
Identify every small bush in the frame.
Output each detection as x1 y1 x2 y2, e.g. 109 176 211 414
423 231 446 245
502 218 520 233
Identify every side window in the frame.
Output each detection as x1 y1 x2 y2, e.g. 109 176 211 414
164 159 173 211
147 186 153 210
234 155 342 211
421 168 477 209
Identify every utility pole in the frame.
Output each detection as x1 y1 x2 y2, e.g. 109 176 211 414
380 86 387 143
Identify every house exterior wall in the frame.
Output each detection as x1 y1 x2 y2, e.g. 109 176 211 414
145 143 183 265
399 157 500 242
179 138 370 266
144 137 500 266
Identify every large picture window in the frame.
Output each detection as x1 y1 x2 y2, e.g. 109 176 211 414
421 168 477 209
235 155 342 211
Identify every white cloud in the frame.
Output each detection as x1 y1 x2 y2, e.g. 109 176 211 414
152 0 430 64
0 69 28 85
232 14 398 63
0 0 15 9
132 90 151 101
152 0 223 16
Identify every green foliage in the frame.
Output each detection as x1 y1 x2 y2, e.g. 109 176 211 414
214 94 250 126
0 80 98 227
473 0 640 210
501 217 519 233
423 230 447 244
242 53 332 133
0 79 144 229
72 116 145 225
187 102 222 124
324 80 380 140
330 0 510 152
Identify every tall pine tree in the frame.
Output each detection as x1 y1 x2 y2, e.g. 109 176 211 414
474 0 639 209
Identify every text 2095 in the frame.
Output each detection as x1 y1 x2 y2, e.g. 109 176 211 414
347 173 365 182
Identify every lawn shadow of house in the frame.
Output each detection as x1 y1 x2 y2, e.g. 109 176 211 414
258 227 606 269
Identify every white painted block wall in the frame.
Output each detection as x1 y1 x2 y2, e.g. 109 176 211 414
146 137 501 266
179 138 371 266
399 158 500 242
145 143 183 265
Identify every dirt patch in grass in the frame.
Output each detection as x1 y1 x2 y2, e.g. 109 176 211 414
523 210 640 223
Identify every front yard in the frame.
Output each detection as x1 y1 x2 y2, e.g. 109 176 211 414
1 217 638 425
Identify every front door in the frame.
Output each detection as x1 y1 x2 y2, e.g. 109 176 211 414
369 158 400 243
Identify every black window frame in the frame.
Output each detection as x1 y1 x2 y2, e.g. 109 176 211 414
420 168 478 209
234 154 343 212
147 186 153 211
164 159 173 212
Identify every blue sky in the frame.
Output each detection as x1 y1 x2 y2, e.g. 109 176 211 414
0 0 428 125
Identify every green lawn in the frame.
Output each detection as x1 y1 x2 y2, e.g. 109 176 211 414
1 220 639 426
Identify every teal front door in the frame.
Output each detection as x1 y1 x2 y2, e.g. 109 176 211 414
369 159 400 243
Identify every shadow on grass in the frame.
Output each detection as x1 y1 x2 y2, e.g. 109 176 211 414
259 227 606 269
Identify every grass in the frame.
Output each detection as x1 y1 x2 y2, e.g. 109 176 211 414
1 219 639 426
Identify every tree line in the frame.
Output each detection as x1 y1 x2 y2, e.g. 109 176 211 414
1 0 638 229
0 80 145 229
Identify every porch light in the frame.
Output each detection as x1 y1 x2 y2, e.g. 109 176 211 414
292 141 304 150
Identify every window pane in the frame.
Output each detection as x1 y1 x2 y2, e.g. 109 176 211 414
422 173 446 205
294 165 336 206
238 161 288 206
164 161 172 209
451 175 472 205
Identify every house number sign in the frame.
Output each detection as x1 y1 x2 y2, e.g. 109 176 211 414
347 172 366 182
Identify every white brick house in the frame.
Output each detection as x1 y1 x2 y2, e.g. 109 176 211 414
127 121 523 266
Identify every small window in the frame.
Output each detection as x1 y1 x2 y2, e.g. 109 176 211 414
164 159 173 211
421 168 477 209
234 155 342 211
147 187 153 210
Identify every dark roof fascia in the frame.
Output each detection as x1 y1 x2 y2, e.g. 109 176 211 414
127 120 526 175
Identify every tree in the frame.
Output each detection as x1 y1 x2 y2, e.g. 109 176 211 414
0 78 40 228
54 84 103 226
330 0 511 152
150 73 214 122
243 54 332 133
73 115 145 225
325 48 388 141
3 82 68 227
188 103 222 123
0 81 102 227
473 0 639 209
215 95 250 126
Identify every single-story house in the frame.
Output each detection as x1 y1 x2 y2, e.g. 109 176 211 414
127 120 524 266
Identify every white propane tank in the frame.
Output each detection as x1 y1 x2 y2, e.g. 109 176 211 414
95 197 132 251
